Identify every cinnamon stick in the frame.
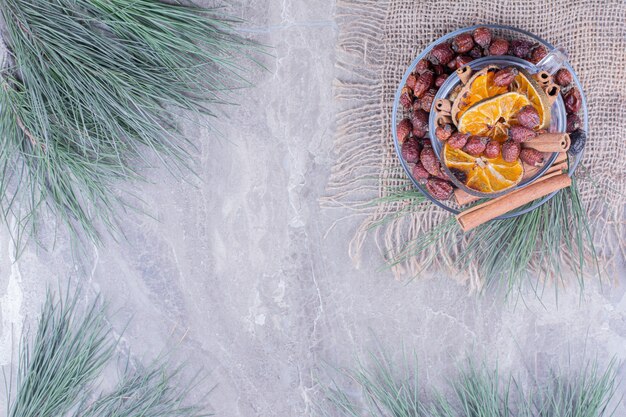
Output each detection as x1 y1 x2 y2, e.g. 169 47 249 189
434 98 452 114
456 174 572 232
545 161 569 175
524 133 570 152
456 65 473 85
543 83 561 106
454 188 481 206
435 112 452 127
533 70 552 86
454 158 567 206
454 153 568 206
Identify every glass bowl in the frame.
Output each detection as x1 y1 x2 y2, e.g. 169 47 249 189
429 55 565 199
391 24 588 218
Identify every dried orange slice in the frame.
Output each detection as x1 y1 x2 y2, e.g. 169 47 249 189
512 69 551 129
451 66 507 124
443 144 523 193
457 92 531 142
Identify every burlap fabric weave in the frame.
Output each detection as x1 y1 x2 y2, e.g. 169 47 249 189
325 0 626 286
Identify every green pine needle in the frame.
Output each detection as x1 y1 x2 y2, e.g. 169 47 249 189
321 348 424 417
528 359 619 417
75 364 208 417
5 288 114 417
3 287 208 417
321 350 620 417
0 0 258 250
429 361 514 417
376 175 600 296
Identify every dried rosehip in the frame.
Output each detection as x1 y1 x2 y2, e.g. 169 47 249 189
566 114 581 133
529 45 548 64
400 86 413 108
563 88 582 114
435 123 454 141
468 46 483 59
463 136 488 156
502 140 521 162
411 109 429 138
509 125 537 143
509 39 532 58
515 105 540 129
401 138 420 163
406 73 418 90
420 147 441 177
412 125 427 139
446 55 472 71
413 70 434 98
554 68 573 86
568 129 587 155
456 55 473 69
520 148 545 167
435 73 449 88
417 138 431 148
396 118 412 143
437 167 451 181
484 140 501 158
493 67 518 87
415 58 431 74
432 64 445 75
412 99 422 113
473 27 492 48
430 42 455 65
452 33 475 53
489 38 509 56
447 56 459 70
420 89 437 112
412 161 430 180
426 178 453 200
449 167 467 184
448 132 470 149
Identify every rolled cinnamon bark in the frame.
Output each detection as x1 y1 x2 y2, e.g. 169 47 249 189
434 98 452 114
456 65 473 85
545 161 569 175
455 153 568 206
533 70 552 86
543 83 561 106
435 112 453 127
523 133 570 152
454 188 480 205
456 173 572 232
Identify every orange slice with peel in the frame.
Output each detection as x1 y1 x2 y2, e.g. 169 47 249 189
443 144 523 193
457 92 531 142
512 69 551 129
451 66 508 124
452 66 552 130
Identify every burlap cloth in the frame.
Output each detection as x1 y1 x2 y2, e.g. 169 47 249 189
325 0 626 286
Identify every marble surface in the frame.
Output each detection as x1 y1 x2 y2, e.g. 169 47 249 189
0 1 625 416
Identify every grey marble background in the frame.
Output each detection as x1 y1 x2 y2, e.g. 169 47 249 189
1 1 625 416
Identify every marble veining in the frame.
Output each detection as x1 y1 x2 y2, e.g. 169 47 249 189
0 1 625 416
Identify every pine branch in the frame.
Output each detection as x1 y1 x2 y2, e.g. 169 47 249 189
321 349 620 417
3 287 209 417
5 289 114 417
376 172 600 296
0 0 259 250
